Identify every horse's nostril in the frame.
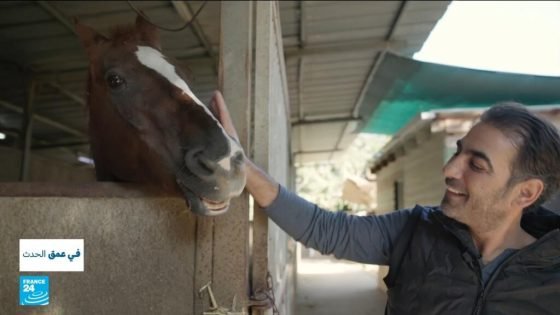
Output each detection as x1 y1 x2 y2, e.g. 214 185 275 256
185 149 216 177
197 157 215 174
233 151 244 166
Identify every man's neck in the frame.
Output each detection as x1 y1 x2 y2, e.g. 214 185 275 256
471 217 536 264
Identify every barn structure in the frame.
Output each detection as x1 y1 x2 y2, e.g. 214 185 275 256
0 1 450 314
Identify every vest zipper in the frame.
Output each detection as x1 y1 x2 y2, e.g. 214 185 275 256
471 258 484 315
470 235 552 315
473 287 485 315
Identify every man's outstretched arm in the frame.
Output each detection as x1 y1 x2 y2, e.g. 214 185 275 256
211 90 411 265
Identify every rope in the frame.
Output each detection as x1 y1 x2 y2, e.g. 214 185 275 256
249 272 279 314
266 272 280 315
127 0 208 32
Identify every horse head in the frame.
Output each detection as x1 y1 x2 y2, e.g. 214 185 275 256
74 15 246 216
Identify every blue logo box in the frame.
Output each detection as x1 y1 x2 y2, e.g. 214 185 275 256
20 275 49 306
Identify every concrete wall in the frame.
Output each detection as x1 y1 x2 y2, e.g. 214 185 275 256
0 183 197 315
252 2 295 314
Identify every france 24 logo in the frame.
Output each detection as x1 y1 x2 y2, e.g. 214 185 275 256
19 276 49 306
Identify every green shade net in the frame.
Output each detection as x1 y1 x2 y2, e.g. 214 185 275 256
358 53 560 135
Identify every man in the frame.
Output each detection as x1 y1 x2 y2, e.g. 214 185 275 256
211 91 560 315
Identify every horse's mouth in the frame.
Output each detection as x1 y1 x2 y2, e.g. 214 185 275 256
176 178 230 215
201 197 229 212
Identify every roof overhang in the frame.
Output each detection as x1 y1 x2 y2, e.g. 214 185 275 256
359 52 560 136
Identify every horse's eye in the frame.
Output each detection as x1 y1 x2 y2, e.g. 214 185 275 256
106 74 125 89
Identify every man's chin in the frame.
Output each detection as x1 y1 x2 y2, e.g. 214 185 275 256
440 203 472 227
440 200 458 217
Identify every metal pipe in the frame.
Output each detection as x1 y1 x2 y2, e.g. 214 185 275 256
292 117 362 126
35 1 78 36
0 99 86 138
19 80 36 181
385 1 408 41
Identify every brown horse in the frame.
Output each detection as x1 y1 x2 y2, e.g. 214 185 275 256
74 15 246 216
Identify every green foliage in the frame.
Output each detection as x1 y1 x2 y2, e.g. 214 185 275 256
295 133 390 211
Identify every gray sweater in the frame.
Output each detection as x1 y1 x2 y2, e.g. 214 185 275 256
264 186 515 285
265 186 411 265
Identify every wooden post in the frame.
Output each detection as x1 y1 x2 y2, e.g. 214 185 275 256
19 79 36 181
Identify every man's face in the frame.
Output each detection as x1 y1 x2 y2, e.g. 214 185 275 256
441 122 519 232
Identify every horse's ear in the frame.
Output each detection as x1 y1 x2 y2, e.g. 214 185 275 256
74 18 108 58
135 13 162 51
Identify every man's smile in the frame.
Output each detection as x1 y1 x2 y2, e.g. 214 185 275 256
446 186 467 196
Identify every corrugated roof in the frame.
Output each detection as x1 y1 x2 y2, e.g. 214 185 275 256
285 1 450 163
0 1 449 171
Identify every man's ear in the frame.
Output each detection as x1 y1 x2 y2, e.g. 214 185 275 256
135 13 161 50
514 178 544 209
74 18 108 59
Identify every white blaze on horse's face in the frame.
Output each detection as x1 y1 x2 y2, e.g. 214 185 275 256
134 45 242 172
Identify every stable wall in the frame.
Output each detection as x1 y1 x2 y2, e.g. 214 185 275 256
0 183 197 314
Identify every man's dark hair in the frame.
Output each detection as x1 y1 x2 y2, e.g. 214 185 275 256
480 102 560 210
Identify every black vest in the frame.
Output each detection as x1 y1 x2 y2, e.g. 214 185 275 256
385 206 560 315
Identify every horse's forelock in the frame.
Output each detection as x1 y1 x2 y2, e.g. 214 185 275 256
109 25 140 43
107 25 159 50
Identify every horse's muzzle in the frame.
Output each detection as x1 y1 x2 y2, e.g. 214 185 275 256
178 148 246 216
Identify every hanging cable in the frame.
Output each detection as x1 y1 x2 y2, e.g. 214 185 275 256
127 0 208 32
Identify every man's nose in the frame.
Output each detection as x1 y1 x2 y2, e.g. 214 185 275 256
442 155 463 179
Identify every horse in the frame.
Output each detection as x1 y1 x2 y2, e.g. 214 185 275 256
74 14 246 216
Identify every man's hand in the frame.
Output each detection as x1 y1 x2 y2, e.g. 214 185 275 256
210 90 239 142
210 90 280 208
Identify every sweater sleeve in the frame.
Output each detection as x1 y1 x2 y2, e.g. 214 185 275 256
264 185 413 265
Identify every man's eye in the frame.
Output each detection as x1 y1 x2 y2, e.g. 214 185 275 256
470 161 484 171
